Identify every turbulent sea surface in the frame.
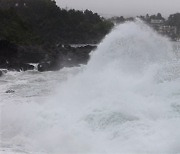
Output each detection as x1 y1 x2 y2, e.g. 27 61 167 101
1 20 180 154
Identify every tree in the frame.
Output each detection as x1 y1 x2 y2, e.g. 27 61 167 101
167 13 180 29
0 0 114 44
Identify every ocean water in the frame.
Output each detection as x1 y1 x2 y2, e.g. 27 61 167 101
1 20 180 154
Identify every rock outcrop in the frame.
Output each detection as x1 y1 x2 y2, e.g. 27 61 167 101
37 45 96 72
0 40 35 71
0 40 96 72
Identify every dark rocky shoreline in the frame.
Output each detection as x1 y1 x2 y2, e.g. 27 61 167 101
0 40 97 74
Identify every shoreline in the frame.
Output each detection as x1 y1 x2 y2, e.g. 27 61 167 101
0 40 97 73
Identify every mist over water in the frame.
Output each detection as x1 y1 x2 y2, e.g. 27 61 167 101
1 20 180 154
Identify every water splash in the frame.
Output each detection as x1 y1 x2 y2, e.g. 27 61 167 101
1 20 180 154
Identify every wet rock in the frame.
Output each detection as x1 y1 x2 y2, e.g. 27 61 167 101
0 70 3 77
37 60 62 72
0 39 96 72
1 69 8 73
37 44 96 72
6 62 35 71
17 45 47 63
0 40 35 71
17 63 35 71
5 90 15 93
37 62 51 72
0 69 8 76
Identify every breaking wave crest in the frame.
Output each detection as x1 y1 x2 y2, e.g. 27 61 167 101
1 20 180 154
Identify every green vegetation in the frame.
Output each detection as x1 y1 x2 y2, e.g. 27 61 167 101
0 0 114 45
0 8 40 44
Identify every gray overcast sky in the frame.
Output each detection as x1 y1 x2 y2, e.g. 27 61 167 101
56 0 180 17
